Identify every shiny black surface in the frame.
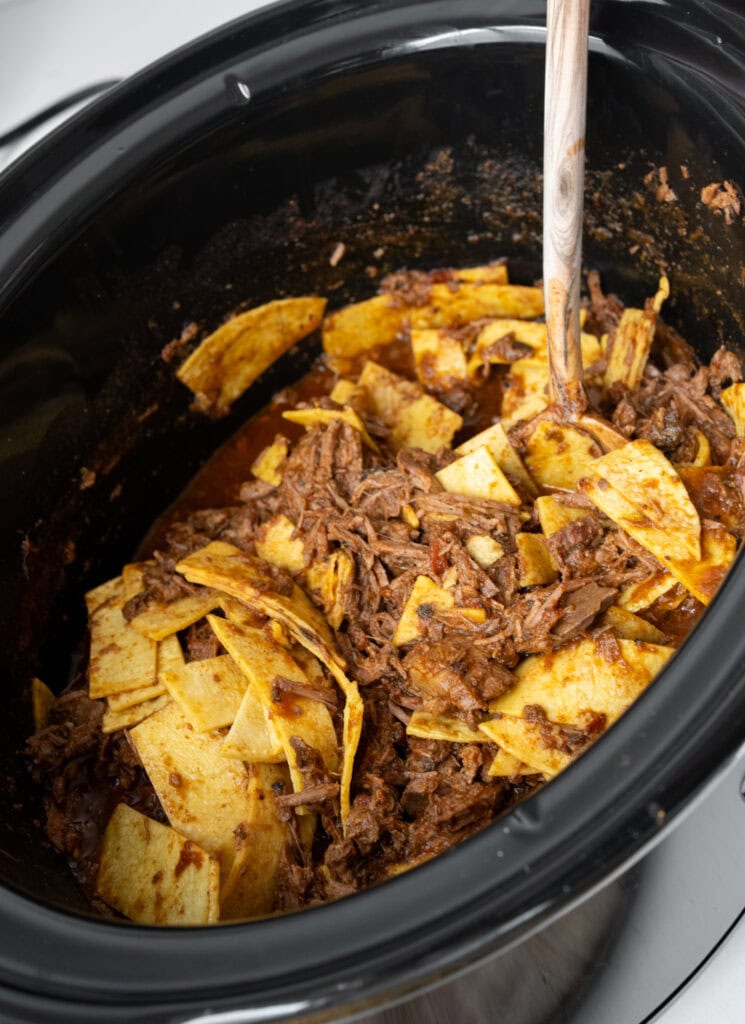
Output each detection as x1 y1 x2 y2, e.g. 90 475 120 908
1 1 745 1021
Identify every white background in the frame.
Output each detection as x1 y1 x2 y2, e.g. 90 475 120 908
1 1 744 1020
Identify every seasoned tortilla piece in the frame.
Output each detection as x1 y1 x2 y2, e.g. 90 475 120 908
129 589 221 642
255 514 305 574
206 617 339 805
466 319 600 375
407 711 487 743
534 495 592 536
219 763 291 921
129 701 260 875
479 716 573 778
436 447 521 506
604 277 669 391
500 359 550 428
456 421 537 497
516 534 558 587
97 804 219 926
524 421 603 490
489 637 674 726
305 550 355 630
84 575 123 616
357 362 463 452
410 328 468 390
322 279 542 369
466 535 505 569
720 383 745 435
600 605 666 643
487 748 539 778
107 681 166 713
251 435 289 486
31 678 55 732
162 654 248 732
580 439 702 566
220 682 285 764
104 627 182 713
618 572 679 611
393 575 454 647
177 296 327 416
282 406 379 452
102 694 172 735
87 576 158 699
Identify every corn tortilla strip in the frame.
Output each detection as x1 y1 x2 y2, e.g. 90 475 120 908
31 677 55 732
177 296 327 416
407 710 487 744
84 575 123 616
220 682 285 764
162 654 248 732
130 701 262 874
666 521 736 605
305 550 354 630
436 446 521 506
479 716 571 778
487 748 539 778
357 362 462 453
393 575 454 647
604 277 669 391
517 533 558 588
329 379 360 405
411 329 468 389
524 421 602 491
102 694 171 735
580 439 702 566
489 637 674 726
720 383 745 436
107 681 167 713
322 281 542 367
251 435 289 486
535 495 592 537
500 359 550 429
466 535 504 569
129 589 221 642
501 393 550 431
219 595 268 632
577 414 629 452
456 422 537 497
600 605 666 644
207 617 339 798
282 406 379 453
88 578 158 699
467 320 601 375
690 430 712 467
618 572 678 612
121 563 148 603
255 514 305 574
220 763 291 920
97 804 219 926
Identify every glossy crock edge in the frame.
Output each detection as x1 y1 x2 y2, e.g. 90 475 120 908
1 0 745 1015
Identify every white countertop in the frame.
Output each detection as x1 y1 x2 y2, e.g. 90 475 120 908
2 2 744 1020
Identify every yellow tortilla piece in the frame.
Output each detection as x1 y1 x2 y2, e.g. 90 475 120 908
220 682 285 764
87 577 158 699
358 361 462 453
535 495 592 536
618 572 678 612
130 701 258 875
452 263 509 284
524 421 602 491
668 521 736 605
407 710 487 743
162 654 248 732
207 617 339 802
329 379 360 406
410 329 468 390
690 430 711 467
177 296 327 416
577 414 629 452
720 383 745 436
456 421 537 496
255 514 305 574
105 636 179 714
305 550 354 630
102 694 172 735
85 575 123 616
517 533 558 588
580 439 702 567
604 277 669 391
466 535 505 569
322 282 543 368
107 680 167 713
401 503 420 528
282 406 379 453
479 716 572 778
600 605 667 644
31 677 55 732
436 446 522 506
487 748 539 777
393 575 454 647
500 359 550 429
489 636 674 726
467 320 601 375
121 562 148 602
219 763 291 921
97 804 219 926
251 435 289 486
129 589 221 642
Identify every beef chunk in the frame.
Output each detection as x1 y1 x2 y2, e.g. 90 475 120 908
403 637 513 715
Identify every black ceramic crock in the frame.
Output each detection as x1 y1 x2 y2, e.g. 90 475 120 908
2 1 745 1022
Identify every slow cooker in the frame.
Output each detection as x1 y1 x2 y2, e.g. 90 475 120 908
1 1 745 1021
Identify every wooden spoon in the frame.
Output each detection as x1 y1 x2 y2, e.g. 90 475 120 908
543 0 591 418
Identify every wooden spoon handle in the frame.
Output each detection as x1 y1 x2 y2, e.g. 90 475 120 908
543 0 591 417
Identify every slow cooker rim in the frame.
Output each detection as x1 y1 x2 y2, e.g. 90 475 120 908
2 0 745 1015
